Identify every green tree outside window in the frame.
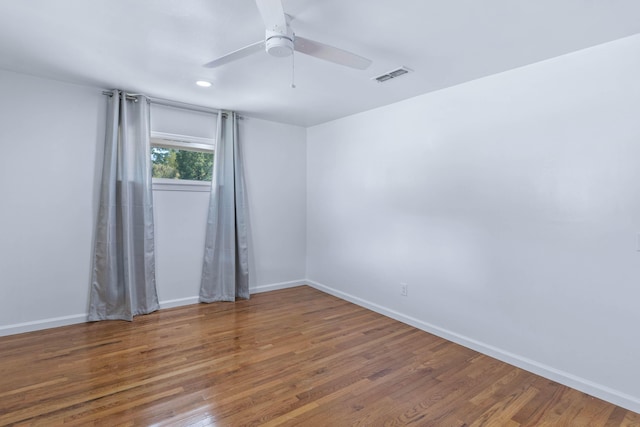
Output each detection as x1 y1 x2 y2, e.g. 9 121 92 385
151 147 213 181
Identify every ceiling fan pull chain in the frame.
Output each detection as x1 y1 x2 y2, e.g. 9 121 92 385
291 50 296 89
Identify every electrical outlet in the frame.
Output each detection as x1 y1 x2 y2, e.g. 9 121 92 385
400 283 408 296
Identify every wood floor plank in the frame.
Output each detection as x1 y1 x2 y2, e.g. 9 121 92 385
0 286 637 426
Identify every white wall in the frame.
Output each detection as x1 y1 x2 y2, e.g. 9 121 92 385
153 189 210 305
241 118 307 287
306 34 640 412
0 69 105 329
0 70 307 334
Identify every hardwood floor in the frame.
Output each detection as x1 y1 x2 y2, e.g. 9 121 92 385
0 286 638 426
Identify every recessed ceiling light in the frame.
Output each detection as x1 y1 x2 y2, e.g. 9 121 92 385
196 80 212 88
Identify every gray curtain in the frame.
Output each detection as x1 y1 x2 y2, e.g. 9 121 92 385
88 91 159 321
200 112 251 302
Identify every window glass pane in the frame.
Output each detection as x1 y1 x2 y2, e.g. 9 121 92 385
151 146 214 181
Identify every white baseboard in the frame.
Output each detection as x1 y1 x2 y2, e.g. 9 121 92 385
159 296 200 310
251 279 307 294
0 279 308 337
0 314 87 337
159 280 306 309
306 279 640 414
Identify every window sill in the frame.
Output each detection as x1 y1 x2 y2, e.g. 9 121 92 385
152 178 211 192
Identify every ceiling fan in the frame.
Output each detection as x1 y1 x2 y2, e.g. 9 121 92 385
203 0 372 70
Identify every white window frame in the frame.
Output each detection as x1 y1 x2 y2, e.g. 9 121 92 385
150 131 216 192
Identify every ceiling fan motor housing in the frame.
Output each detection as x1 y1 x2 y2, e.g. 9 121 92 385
265 28 294 57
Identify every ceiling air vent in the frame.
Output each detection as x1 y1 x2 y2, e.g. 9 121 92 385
373 67 412 83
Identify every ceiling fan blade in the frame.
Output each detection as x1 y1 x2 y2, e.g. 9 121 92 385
294 36 372 70
255 0 287 34
203 41 264 68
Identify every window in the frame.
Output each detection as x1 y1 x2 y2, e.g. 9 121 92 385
150 131 215 192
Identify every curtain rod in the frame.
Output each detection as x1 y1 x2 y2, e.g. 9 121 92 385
102 90 220 115
147 96 221 115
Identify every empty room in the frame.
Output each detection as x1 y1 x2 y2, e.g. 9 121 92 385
1 0 640 425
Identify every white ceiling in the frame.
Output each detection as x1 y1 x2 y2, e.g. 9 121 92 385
1 0 639 127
